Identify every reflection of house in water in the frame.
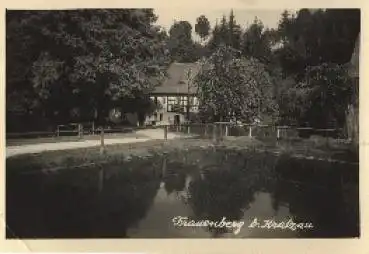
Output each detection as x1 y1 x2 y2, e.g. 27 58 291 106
145 62 201 126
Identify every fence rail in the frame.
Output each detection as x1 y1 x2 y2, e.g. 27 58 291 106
165 123 346 141
7 121 348 142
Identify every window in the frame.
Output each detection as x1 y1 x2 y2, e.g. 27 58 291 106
180 97 187 106
167 97 178 112
167 96 186 113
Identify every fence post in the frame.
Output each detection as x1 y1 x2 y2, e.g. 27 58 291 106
325 129 329 148
277 127 280 140
187 124 191 134
100 128 105 155
204 124 208 137
225 124 229 137
56 126 60 137
78 124 83 139
218 124 224 140
92 121 95 135
249 125 253 138
164 125 168 140
212 124 217 142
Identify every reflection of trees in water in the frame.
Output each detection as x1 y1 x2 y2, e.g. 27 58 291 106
9 149 357 238
162 161 188 195
94 159 162 237
188 172 256 236
271 156 359 237
6 157 162 238
181 148 359 238
185 150 279 236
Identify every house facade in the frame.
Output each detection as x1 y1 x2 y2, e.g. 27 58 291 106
145 62 201 126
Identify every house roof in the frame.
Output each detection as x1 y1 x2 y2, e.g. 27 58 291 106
151 62 202 95
348 33 360 78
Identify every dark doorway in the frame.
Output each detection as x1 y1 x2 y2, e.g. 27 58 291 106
174 115 180 125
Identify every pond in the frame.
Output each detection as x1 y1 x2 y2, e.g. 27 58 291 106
6 147 359 238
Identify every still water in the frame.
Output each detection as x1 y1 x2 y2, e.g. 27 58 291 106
6 147 359 238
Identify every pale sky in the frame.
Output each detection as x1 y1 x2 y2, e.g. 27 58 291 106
154 8 297 37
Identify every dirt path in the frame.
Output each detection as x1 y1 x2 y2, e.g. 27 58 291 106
6 129 182 158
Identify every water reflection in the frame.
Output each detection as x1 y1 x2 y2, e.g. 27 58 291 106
187 169 256 236
272 156 359 238
6 156 163 238
162 160 188 195
6 148 359 238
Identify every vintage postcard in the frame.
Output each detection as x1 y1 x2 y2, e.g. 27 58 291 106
1 0 368 253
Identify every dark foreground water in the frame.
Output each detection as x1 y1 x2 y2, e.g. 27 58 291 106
6 147 359 238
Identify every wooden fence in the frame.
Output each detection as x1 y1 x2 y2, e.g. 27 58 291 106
7 121 347 140
6 122 145 139
7 122 349 155
164 123 346 141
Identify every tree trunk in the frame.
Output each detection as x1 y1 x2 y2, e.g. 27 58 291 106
346 104 359 145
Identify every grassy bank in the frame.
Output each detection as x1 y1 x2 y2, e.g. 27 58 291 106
6 136 358 174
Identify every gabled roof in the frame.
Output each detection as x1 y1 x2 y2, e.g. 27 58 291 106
151 62 201 95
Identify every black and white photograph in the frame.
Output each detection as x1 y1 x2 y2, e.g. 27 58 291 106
5 6 360 240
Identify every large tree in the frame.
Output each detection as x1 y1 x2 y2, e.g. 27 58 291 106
194 46 278 123
241 17 273 64
228 10 242 50
275 8 360 128
207 11 242 53
275 8 360 78
195 15 211 42
168 20 198 62
302 63 353 128
6 9 170 130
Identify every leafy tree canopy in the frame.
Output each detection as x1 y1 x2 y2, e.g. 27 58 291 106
6 9 170 127
195 15 211 41
194 46 278 123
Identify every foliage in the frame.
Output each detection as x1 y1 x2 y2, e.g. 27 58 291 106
194 46 278 123
6 8 361 133
195 15 211 41
168 20 199 62
278 63 353 127
207 11 242 52
6 9 170 129
274 9 360 129
278 81 313 125
241 17 273 64
275 8 360 78
303 63 353 128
